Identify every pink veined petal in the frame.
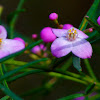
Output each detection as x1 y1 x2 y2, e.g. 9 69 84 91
72 38 92 59
0 25 7 39
3 39 25 54
52 28 68 37
51 37 72 58
0 49 10 59
74 27 89 39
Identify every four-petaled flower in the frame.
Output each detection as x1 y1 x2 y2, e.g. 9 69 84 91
0 25 25 58
51 27 92 59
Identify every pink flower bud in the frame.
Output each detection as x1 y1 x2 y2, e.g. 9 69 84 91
97 16 100 25
13 37 25 45
43 53 48 57
89 28 93 32
63 24 73 30
40 44 47 51
40 44 44 49
40 27 56 43
31 45 41 55
32 34 37 39
49 13 58 21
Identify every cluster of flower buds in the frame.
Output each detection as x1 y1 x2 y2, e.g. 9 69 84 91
31 44 47 57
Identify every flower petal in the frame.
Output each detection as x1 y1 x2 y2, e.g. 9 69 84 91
72 38 92 59
0 49 10 59
0 25 7 39
3 39 25 54
52 28 68 37
74 27 88 39
51 37 72 58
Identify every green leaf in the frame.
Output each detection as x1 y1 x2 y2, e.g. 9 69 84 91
0 58 48 81
79 0 100 30
58 93 84 100
72 55 82 72
85 16 100 33
7 69 44 82
0 40 43 63
0 83 22 100
0 96 10 100
84 96 89 100
85 83 96 95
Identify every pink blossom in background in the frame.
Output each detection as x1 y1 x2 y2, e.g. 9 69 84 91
32 34 37 39
0 25 25 59
40 27 56 43
97 16 100 25
51 27 92 59
49 13 58 21
63 24 73 30
40 44 45 50
40 44 47 51
31 45 41 55
13 37 25 45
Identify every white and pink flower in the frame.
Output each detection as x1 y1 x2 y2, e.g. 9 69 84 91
51 27 92 59
0 25 25 58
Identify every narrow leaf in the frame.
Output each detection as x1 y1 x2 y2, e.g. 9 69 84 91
0 96 10 100
58 93 84 100
0 83 22 100
85 83 96 95
79 0 100 30
0 40 43 63
85 16 100 33
0 58 48 81
72 55 82 72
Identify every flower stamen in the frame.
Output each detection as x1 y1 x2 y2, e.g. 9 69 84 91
0 38 2 47
66 28 78 41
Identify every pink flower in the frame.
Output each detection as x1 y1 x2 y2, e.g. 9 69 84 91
13 37 25 45
0 25 25 59
63 24 73 30
31 45 41 55
97 16 100 25
40 44 47 51
32 34 37 39
49 13 58 21
40 27 56 43
51 27 92 59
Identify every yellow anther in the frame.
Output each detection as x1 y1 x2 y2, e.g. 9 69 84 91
74 30 76 33
69 29 71 33
72 28 74 31
0 39 2 42
67 28 78 41
0 39 2 45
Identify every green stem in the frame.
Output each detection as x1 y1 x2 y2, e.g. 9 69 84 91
9 0 26 38
0 64 9 89
48 72 87 85
84 59 97 81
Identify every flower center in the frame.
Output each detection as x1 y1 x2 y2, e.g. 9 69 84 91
66 28 78 41
0 38 2 47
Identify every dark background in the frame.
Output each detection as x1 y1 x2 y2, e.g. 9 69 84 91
0 0 99 100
